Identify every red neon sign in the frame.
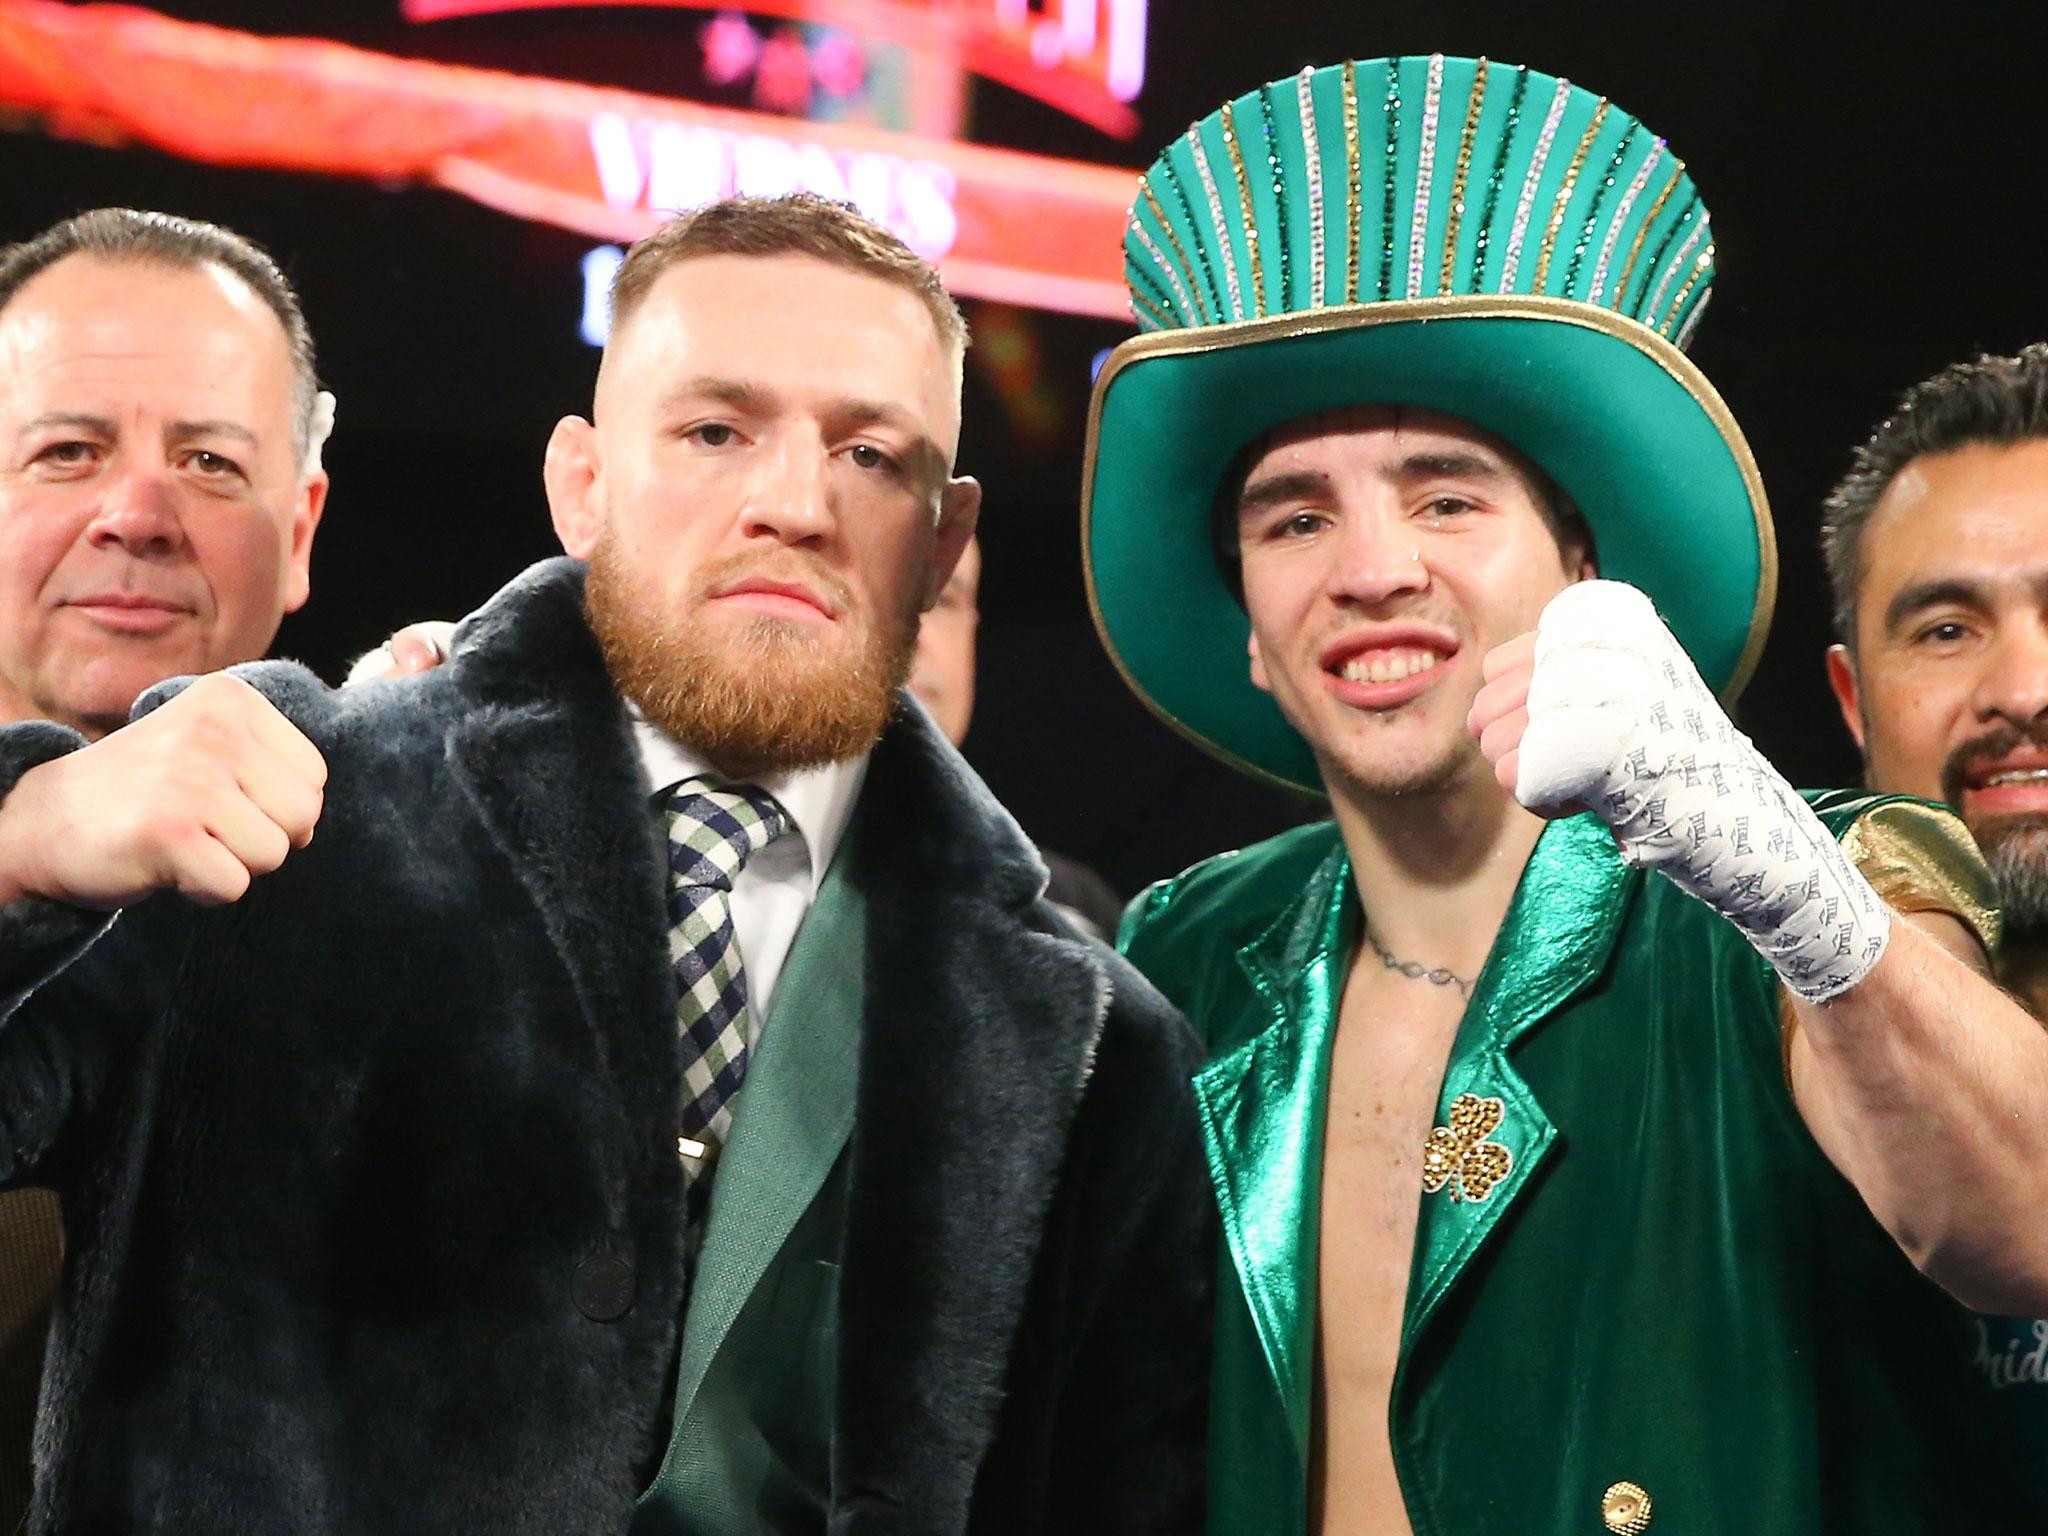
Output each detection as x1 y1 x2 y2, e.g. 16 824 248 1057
0 0 1137 319
401 0 1148 138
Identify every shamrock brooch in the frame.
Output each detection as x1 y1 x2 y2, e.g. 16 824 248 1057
1420 1093 1514 1204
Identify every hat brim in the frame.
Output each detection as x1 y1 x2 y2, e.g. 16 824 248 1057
1081 295 1777 795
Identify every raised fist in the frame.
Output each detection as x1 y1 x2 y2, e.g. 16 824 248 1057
0 672 327 911
1471 580 1888 1003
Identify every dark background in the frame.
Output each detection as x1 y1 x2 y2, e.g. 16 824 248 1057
6 2 2045 897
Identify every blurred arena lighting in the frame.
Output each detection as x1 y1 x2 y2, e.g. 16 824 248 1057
0 0 1141 319
400 0 1150 137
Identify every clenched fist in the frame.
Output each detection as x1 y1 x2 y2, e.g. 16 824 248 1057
1468 580 1888 1002
0 673 327 911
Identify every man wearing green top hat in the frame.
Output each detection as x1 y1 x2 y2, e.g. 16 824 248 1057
1089 54 2048 1535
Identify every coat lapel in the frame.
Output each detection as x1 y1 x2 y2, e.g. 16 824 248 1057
439 560 686 1256
832 707 1113 1528
1191 845 1351 1460
1402 813 1631 1347
669 842 864 1432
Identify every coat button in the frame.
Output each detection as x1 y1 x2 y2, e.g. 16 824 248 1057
1601 1480 1652 1533
572 1253 636 1322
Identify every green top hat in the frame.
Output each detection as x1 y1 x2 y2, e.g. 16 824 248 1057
1082 55 1776 794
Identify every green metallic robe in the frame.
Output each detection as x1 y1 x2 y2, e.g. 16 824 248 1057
1120 793 2036 1536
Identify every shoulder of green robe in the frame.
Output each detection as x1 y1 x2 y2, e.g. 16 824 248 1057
1116 821 1344 1006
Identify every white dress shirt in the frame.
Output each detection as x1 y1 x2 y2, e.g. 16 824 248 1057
630 707 867 1032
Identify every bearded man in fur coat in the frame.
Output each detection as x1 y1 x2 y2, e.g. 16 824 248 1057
0 196 1212 1535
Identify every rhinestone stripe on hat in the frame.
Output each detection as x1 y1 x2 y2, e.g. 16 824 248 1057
1140 184 1211 323
1469 63 1530 290
1128 285 1172 329
1634 200 1698 315
1153 159 1225 321
1187 126 1244 320
1406 52 1445 300
1657 237 1714 337
1664 239 1715 331
1126 241 1182 328
1611 161 1685 314
1674 286 1712 350
1127 283 1169 329
1438 56 1490 295
1588 139 1664 303
1342 58 1362 302
1377 59 1401 301
1219 101 1265 318
1499 75 1574 292
1563 122 1638 298
1258 85 1294 311
1531 97 1609 294
1295 67 1327 306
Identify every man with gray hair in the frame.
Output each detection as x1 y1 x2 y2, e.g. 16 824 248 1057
1822 341 2048 1521
0 206 333 1526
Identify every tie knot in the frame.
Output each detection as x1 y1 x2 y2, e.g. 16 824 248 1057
662 781 793 892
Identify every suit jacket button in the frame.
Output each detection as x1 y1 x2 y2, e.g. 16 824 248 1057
1602 1481 1652 1533
573 1253 636 1322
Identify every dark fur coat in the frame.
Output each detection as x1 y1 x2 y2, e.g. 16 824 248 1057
0 560 1212 1534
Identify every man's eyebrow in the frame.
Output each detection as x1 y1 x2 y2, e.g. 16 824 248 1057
1882 577 1989 634
12 414 260 448
1236 470 1330 518
1384 450 1509 483
656 376 779 416
13 411 116 445
834 397 922 437
168 420 259 446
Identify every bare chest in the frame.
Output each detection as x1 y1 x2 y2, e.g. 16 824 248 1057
1310 963 1466 1535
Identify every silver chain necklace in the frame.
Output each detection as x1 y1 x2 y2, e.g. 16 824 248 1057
1363 927 1473 998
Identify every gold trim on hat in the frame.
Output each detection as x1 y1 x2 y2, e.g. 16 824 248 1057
1079 293 1778 795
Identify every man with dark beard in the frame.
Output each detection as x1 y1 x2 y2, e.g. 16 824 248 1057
0 195 1210 1535
1824 343 2048 1009
1823 341 2048 1514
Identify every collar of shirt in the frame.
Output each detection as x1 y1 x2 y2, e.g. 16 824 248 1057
627 703 868 895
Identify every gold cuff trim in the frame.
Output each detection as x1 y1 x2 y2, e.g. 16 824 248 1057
1841 800 2001 962
1783 799 2001 1088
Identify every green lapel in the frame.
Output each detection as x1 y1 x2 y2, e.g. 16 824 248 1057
666 841 865 1440
1402 813 1631 1346
1191 845 1353 1461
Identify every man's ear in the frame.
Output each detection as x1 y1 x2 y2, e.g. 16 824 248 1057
280 470 329 615
1826 642 1868 753
545 416 603 558
922 476 982 610
1248 628 1271 694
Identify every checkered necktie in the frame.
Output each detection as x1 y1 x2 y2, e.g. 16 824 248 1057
661 779 792 1237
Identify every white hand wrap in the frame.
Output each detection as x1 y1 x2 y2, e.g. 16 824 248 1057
1514 581 1889 1002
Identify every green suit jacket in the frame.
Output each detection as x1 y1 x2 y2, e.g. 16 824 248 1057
633 820 866 1534
1121 795 2033 1535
